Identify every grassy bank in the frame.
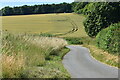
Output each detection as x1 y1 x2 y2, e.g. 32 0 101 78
86 45 118 68
2 32 70 78
80 36 119 68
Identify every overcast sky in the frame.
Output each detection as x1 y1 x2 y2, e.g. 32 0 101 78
0 0 74 9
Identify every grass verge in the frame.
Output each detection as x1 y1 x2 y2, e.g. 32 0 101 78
25 47 70 78
81 36 119 68
84 45 119 68
2 32 70 78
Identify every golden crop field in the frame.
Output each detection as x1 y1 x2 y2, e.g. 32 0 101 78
2 13 88 37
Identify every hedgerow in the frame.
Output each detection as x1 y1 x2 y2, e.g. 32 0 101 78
96 23 120 54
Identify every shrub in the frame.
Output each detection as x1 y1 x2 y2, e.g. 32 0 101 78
39 33 54 37
64 37 83 44
96 23 120 54
83 2 120 37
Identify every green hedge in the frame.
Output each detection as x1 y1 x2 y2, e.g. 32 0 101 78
83 2 120 37
64 37 83 45
96 23 120 54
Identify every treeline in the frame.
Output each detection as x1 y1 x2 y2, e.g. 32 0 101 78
73 2 120 54
1 2 72 16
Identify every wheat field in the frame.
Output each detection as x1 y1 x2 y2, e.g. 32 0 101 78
2 13 87 37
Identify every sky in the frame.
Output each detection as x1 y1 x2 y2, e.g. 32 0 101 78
0 0 74 9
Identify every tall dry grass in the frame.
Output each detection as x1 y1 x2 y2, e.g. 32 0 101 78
2 54 25 78
24 36 67 51
2 33 68 78
85 45 118 68
0 54 2 78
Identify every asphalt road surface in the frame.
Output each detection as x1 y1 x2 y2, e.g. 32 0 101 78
62 45 119 78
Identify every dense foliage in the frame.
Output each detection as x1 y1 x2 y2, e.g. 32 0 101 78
73 2 120 55
96 23 120 54
64 37 83 44
1 2 72 16
80 2 94 15
83 2 120 37
72 2 89 14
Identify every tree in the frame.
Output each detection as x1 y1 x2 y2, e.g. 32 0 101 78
34 5 42 14
83 2 120 37
72 2 89 14
2 6 14 16
1 2 73 16
13 7 23 15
